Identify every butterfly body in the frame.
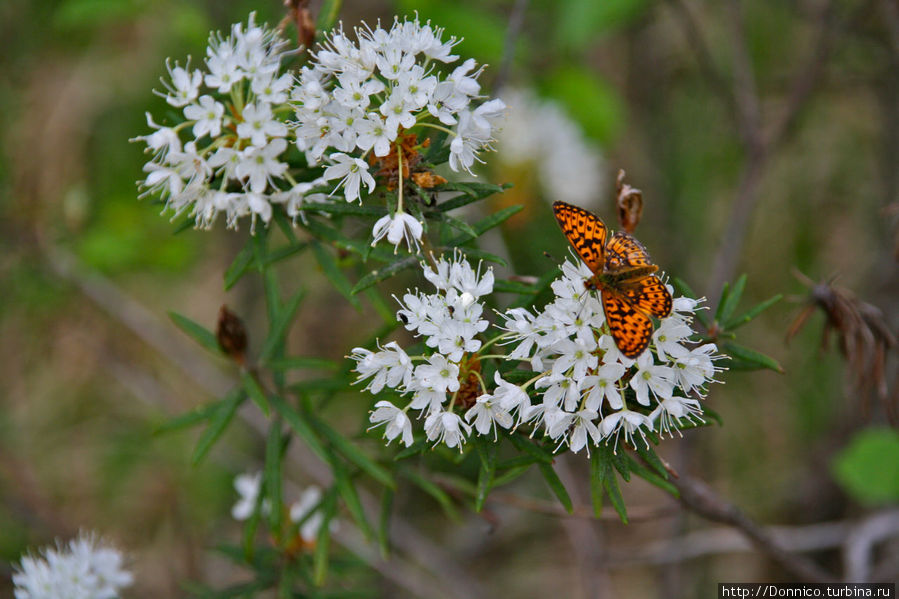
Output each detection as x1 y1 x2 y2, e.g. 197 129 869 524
552 201 672 359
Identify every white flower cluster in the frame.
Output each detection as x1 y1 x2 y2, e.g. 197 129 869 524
500 258 722 453
232 472 330 545
13 532 133 599
496 89 605 206
293 17 505 250
136 13 327 230
350 253 498 450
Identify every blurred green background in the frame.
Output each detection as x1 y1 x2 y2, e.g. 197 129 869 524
1 0 897 596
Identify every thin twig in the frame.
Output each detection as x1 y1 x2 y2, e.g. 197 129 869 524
671 474 837 582
843 510 899 582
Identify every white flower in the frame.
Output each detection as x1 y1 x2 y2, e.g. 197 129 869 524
237 102 287 147
134 112 181 157
629 351 675 406
13 532 133 599
289 486 328 543
670 343 719 393
251 72 292 104
160 59 202 107
183 94 225 139
491 372 531 416
323 153 376 202
355 114 397 157
371 211 424 253
424 410 471 449
350 341 413 393
569 409 601 454
236 138 288 192
379 90 416 133
415 353 460 393
581 361 627 411
600 408 654 450
465 393 514 437
232 471 269 520
651 395 704 437
369 400 414 446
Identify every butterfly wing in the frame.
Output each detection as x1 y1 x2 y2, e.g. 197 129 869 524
553 201 607 274
605 231 653 270
620 276 673 319
601 289 654 359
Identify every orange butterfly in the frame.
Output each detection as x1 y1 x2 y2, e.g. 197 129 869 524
552 201 672 359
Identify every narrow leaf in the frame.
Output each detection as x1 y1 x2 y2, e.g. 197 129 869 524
537 462 573 514
224 244 254 290
268 395 328 462
596 444 628 523
316 0 342 35
717 274 747 324
589 451 604 518
259 288 307 363
310 413 395 488
448 205 523 244
313 487 338 586
725 294 783 331
493 279 538 295
192 389 244 464
492 464 532 487
399 468 458 520
312 241 361 309
264 423 283 535
625 455 678 496
241 371 270 416
635 442 668 479
351 257 418 295
722 342 784 373
474 440 497 512
154 400 221 435
168 312 221 355
328 451 373 540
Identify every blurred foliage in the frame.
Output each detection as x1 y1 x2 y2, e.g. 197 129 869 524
832 429 899 506
1 0 896 596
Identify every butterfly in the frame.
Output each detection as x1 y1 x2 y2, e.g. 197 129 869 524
552 201 672 359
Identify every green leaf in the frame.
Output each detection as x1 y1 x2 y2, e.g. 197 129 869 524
313 487 338 586
440 214 479 239
433 182 507 210
725 294 783 331
492 464 532 487
625 454 678 496
589 451 604 518
310 413 395 488
351 257 419 295
262 242 307 268
316 0 342 35
399 468 458 520
224 244 255 290
168 311 222 355
153 400 221 435
832 429 899 505
327 450 373 540
635 442 668 479
192 389 244 464
537 462 573 514
448 205 523 245
595 444 628 523
474 440 497 512
241 371 270 416
259 288 307 364
722 342 784 373
507 433 554 463
312 240 361 309
378 488 394 559
268 395 328 462
716 274 746 325
303 203 387 217
264 423 283 535
493 279 539 295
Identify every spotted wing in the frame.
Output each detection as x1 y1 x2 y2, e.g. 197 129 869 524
553 201 607 274
620 275 673 319
605 231 653 271
601 289 654 359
